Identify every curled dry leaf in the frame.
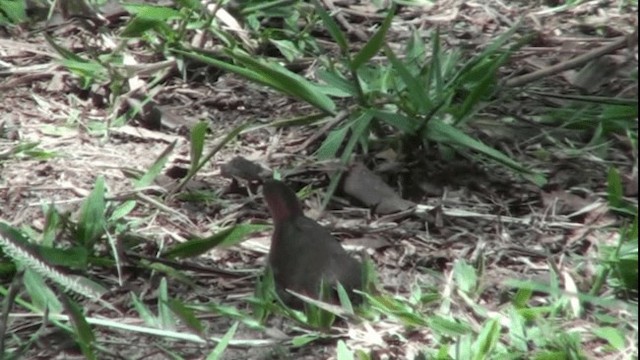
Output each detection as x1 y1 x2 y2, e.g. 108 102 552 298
343 162 416 215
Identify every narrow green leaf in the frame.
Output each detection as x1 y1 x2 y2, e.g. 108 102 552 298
173 50 279 89
158 278 175 330
607 167 623 208
60 293 97 360
291 333 320 347
176 122 249 193
372 109 418 133
426 315 472 336
136 140 177 188
173 49 336 115
429 28 444 95
168 299 205 336
120 18 163 37
44 33 87 62
122 4 182 19
340 111 373 161
351 6 396 70
316 69 358 97
384 45 429 114
77 176 107 248
163 224 269 259
312 0 348 53
42 204 61 246
228 49 336 114
316 125 349 160
472 319 500 360
190 122 209 174
207 321 239 360
132 292 160 327
23 269 63 314
336 282 354 314
455 54 509 125
110 200 136 222
61 59 109 84
423 119 546 186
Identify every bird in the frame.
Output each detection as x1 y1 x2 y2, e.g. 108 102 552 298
262 179 362 309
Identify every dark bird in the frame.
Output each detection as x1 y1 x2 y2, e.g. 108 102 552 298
262 179 362 309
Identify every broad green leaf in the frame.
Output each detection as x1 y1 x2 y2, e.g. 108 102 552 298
270 39 303 62
512 286 533 308
175 0 202 9
508 309 528 352
453 260 477 294
0 0 26 24
35 246 89 269
336 340 355 360
592 327 625 350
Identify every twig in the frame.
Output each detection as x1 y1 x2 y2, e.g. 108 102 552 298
505 30 638 88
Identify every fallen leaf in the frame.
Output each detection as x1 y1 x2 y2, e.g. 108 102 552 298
343 162 415 215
